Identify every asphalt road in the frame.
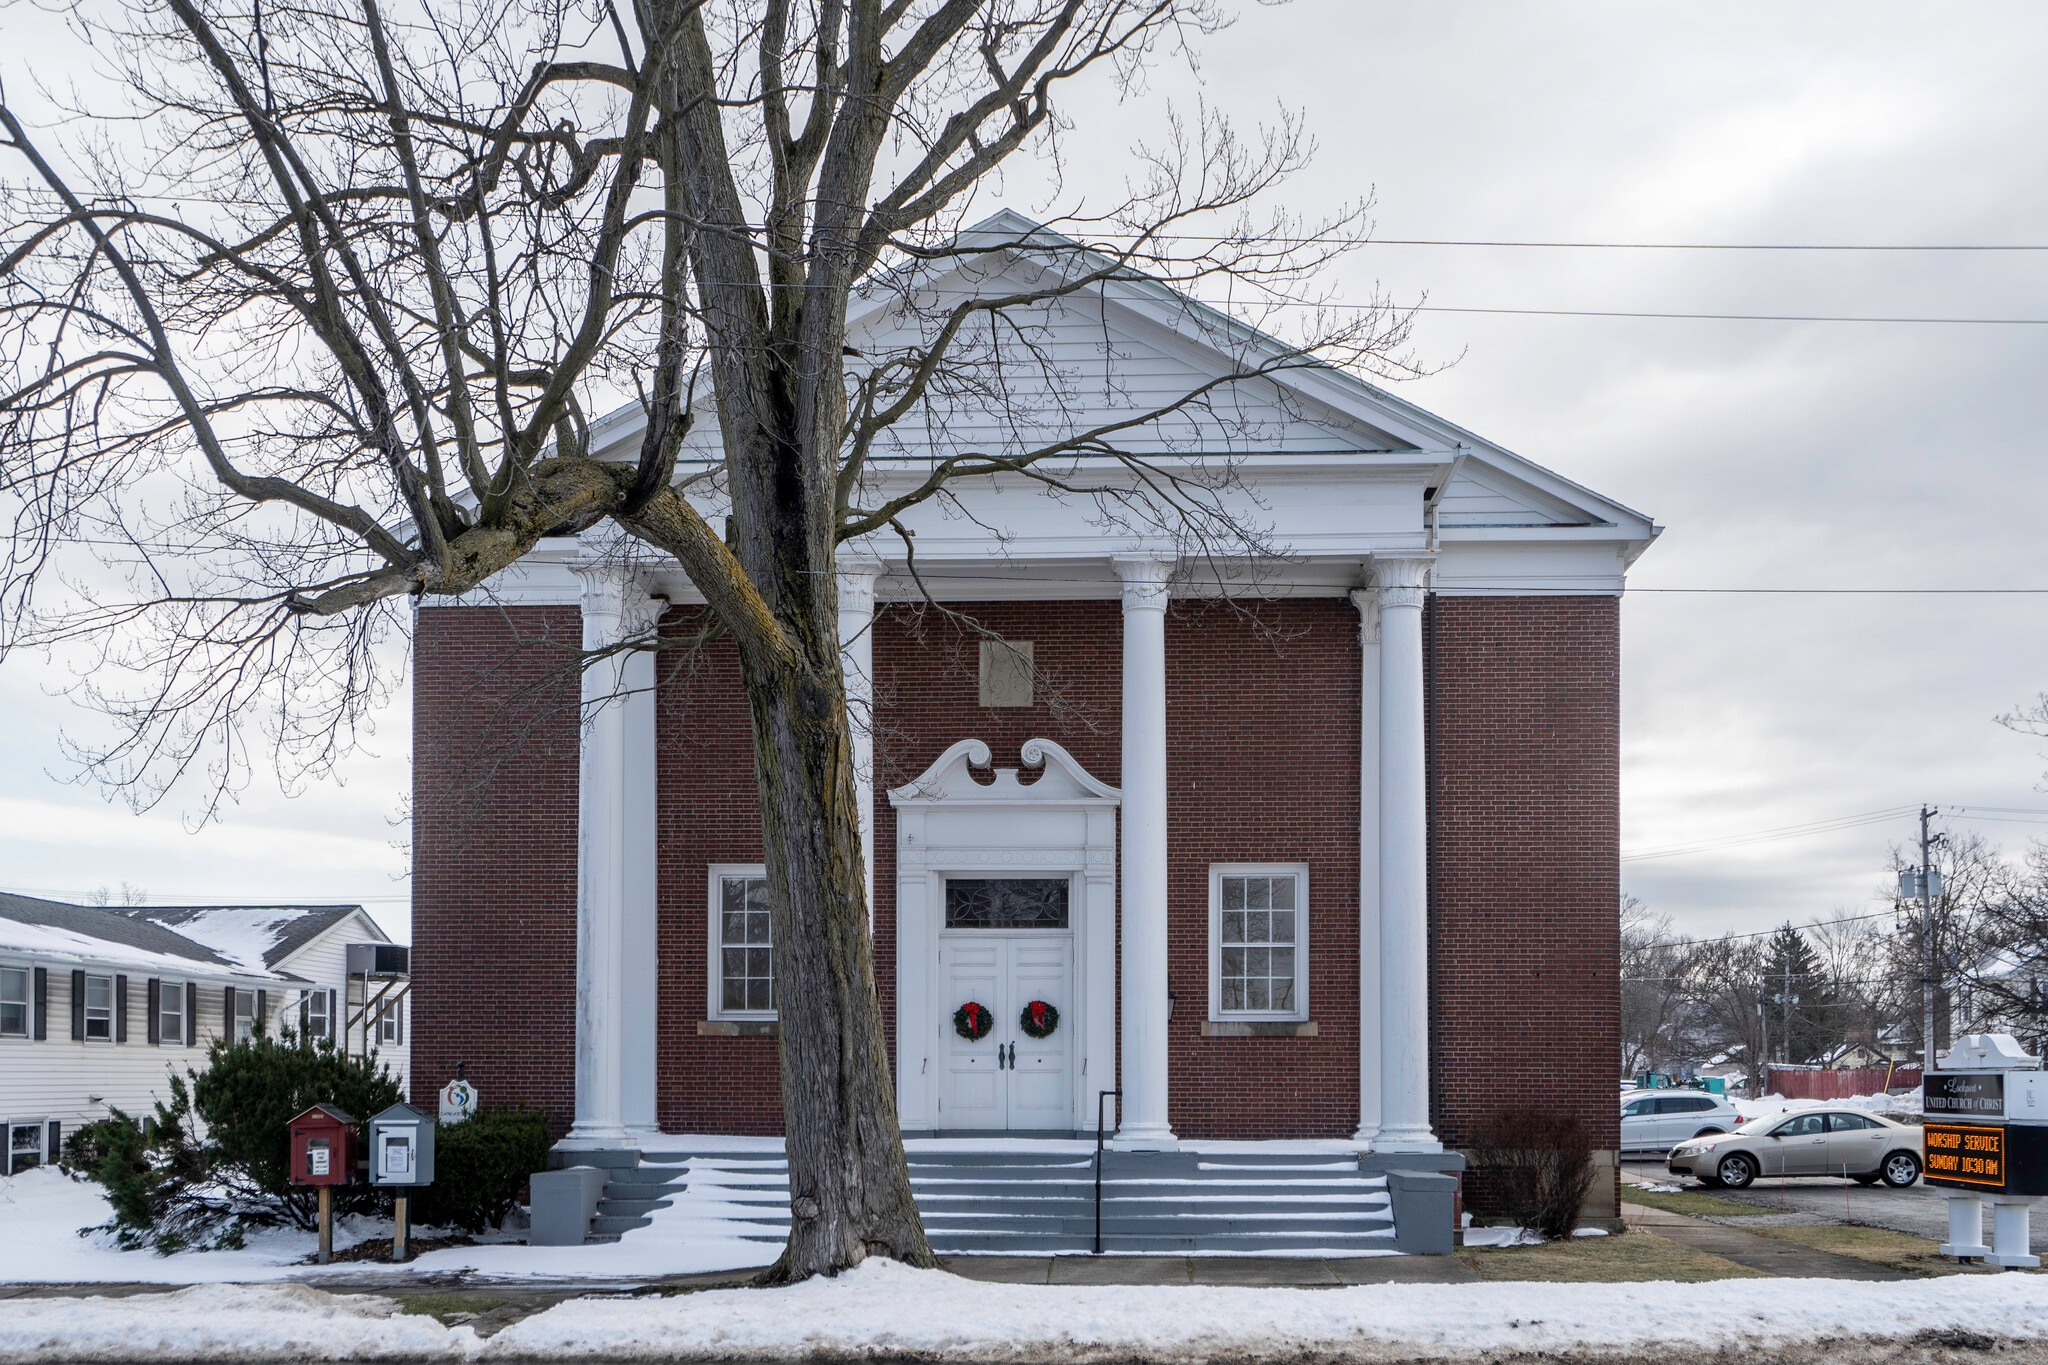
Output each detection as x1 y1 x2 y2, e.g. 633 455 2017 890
1622 1157 2048 1253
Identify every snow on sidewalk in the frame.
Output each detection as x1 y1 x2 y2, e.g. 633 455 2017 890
9 1261 2048 1363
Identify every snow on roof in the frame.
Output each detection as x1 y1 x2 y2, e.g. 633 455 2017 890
118 905 374 972
0 904 279 982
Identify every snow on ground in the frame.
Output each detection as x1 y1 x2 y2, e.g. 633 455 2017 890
0 1159 780 1285
9 1260 2048 1362
1733 1090 1922 1123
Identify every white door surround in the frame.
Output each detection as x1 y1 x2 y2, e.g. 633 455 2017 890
889 738 1119 1135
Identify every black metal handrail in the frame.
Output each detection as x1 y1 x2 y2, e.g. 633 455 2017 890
1093 1088 1121 1255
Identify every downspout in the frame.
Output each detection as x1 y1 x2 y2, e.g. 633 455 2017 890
1424 447 1467 555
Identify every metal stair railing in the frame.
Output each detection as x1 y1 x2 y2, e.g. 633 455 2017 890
1093 1088 1120 1255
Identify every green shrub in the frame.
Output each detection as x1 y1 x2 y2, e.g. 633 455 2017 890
1462 1106 1597 1241
64 1026 403 1250
410 1109 551 1233
189 1027 402 1224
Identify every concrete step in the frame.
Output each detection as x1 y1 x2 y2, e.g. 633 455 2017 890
596 1196 675 1218
590 1213 654 1236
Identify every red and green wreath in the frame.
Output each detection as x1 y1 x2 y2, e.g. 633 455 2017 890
1019 999 1060 1039
953 1001 993 1041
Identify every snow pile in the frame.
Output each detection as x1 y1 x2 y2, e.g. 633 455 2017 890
0 1284 471 1363
9 1263 2048 1360
491 1260 2048 1360
1458 1226 1542 1248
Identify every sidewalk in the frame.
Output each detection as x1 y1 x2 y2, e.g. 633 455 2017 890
1622 1201 1911 1280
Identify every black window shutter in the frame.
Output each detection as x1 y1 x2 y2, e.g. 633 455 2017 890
299 991 310 1039
115 975 128 1043
329 989 337 1042
255 989 267 1035
71 969 85 1040
185 982 197 1046
147 979 161 1046
224 986 236 1038
32 967 47 1040
46 1121 59 1164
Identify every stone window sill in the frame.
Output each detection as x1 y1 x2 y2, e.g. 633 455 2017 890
1201 1020 1318 1038
697 1019 780 1038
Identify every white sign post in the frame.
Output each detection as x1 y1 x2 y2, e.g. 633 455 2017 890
438 1077 478 1125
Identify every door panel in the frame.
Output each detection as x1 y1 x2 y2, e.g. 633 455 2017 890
939 940 1004 1129
1006 939 1074 1130
1825 1115 1888 1174
1772 1113 1831 1175
936 934 1076 1131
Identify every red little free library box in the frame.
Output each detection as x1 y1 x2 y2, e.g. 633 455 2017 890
288 1104 356 1187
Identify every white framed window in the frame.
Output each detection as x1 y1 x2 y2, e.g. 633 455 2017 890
232 987 256 1042
377 999 403 1046
1208 865 1309 1021
8 1119 48 1174
303 988 329 1041
159 981 185 1046
709 865 775 1018
83 974 114 1041
0 966 27 1038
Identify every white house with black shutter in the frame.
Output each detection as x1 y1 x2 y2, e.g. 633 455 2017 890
0 894 409 1175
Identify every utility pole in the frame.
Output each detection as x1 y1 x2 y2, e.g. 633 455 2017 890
1920 805 1938 1072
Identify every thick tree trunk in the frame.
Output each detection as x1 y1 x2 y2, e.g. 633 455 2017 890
744 635 935 1280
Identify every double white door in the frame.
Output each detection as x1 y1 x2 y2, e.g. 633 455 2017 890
937 935 1074 1130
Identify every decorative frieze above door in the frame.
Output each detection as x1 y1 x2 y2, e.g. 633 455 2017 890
889 738 1119 1135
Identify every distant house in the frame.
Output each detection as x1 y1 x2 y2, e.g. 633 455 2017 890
118 904 412 1090
1 894 408 1175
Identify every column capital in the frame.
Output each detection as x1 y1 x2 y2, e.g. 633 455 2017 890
571 557 661 644
1371 555 1433 611
1349 588 1381 644
837 558 884 618
1112 553 1175 611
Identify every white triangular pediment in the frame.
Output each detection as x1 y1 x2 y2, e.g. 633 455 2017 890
887 738 1119 807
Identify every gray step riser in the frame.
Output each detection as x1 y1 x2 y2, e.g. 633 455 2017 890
928 1235 1397 1254
923 1215 1394 1234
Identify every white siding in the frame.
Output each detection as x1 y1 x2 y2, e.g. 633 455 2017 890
0 969 271 1144
274 913 410 1091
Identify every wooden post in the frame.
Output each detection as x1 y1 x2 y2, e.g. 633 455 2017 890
317 1185 333 1265
393 1194 409 1262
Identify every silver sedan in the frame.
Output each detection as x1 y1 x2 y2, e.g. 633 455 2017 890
1665 1108 1924 1190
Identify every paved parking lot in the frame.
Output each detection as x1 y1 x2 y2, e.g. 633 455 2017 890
1623 1157 2048 1253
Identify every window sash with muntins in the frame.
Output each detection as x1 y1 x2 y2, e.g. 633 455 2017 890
9 1120 46 1173
83 974 114 1041
1210 867 1308 1020
232 988 255 1042
943 878 1071 929
303 987 328 1041
159 982 185 1046
0 966 27 1037
714 870 775 1017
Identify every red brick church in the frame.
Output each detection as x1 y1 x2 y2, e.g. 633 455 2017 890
409 214 1657 1211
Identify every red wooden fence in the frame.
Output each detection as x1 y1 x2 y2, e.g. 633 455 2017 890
1764 1064 1921 1100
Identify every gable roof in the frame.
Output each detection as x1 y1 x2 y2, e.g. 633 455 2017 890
0 891 240 975
582 209 1656 557
118 904 379 973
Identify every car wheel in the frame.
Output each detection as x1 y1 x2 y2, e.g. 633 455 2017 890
1717 1152 1759 1190
1880 1152 1921 1189
1852 1173 1881 1187
1697 1175 1725 1188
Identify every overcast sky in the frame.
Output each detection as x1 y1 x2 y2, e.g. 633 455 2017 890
3 0 2046 943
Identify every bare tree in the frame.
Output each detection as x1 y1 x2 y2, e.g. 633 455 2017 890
0 0 1414 1278
1619 896 1700 1076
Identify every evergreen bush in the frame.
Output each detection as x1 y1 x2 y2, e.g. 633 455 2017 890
1462 1106 1597 1241
410 1109 551 1232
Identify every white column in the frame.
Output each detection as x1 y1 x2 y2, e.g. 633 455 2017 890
838 560 883 918
1113 553 1176 1148
562 560 659 1150
1350 587 1384 1146
1375 555 1440 1153
619 638 661 1140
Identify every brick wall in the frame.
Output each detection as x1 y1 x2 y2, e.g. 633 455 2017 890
653 611 781 1133
409 605 583 1136
1165 599 1360 1139
1425 595 1621 1158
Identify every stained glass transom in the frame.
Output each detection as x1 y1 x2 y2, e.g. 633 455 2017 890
944 878 1070 929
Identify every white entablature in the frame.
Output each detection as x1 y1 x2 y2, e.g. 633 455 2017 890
454 210 1656 611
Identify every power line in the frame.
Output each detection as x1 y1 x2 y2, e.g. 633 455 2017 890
1189 298 2048 325
1092 233 2048 252
1622 808 1917 864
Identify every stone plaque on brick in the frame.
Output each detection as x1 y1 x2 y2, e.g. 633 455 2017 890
978 640 1033 707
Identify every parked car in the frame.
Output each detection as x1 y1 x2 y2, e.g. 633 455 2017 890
1620 1090 1743 1152
1664 1109 1923 1190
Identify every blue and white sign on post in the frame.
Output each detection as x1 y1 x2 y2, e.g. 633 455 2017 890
439 1075 478 1125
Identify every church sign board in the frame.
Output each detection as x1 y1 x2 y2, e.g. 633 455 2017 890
1926 1073 2006 1118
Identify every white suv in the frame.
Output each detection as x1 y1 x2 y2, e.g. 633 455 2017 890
1621 1090 1743 1153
